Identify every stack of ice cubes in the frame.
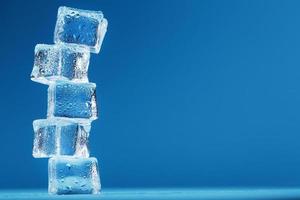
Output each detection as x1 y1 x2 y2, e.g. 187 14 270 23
30 6 107 195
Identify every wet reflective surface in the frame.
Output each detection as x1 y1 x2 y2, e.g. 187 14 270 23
0 188 300 200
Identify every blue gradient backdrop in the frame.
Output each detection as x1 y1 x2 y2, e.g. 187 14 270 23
1 0 300 188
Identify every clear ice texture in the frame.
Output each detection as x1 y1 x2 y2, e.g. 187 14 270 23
31 43 90 84
48 157 101 194
48 81 98 120
33 118 90 158
54 6 108 54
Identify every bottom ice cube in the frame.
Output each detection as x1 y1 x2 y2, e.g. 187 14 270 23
48 157 101 195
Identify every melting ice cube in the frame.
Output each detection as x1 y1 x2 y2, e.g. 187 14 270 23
31 43 90 84
48 157 101 194
33 118 90 158
47 81 98 120
54 6 108 54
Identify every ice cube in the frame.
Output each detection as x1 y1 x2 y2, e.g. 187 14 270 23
31 43 90 84
48 157 101 194
33 118 90 158
54 6 108 54
47 81 98 120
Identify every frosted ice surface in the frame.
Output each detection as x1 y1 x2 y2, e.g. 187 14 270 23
47 81 98 120
31 44 90 84
48 157 100 194
54 6 108 54
33 118 90 158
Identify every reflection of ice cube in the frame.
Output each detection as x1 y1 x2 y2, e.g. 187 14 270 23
31 44 90 84
33 118 90 158
47 81 98 120
54 6 108 54
49 157 100 194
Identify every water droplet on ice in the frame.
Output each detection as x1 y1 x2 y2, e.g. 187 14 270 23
66 163 72 169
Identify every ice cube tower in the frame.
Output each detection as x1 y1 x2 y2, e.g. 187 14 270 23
30 6 107 195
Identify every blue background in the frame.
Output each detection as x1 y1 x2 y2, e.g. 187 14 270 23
1 0 300 189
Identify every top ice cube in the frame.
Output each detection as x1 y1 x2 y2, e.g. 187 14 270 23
54 6 108 54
